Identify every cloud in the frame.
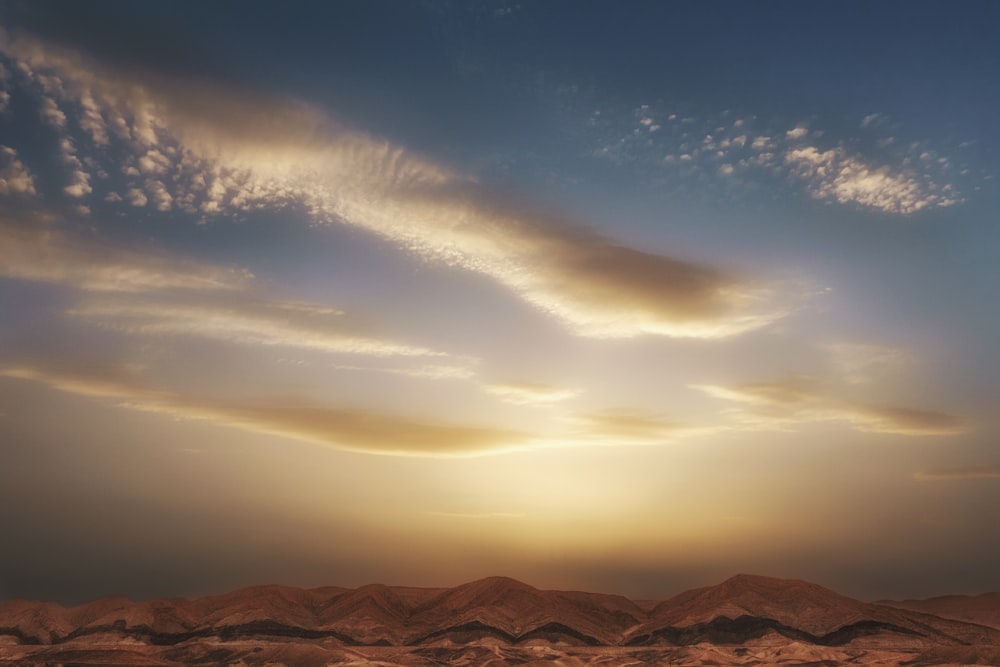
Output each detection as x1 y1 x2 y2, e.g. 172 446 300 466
846 405 965 436
860 113 882 129
693 379 966 436
39 95 66 128
1 364 534 458
570 408 717 444
694 380 815 406
825 342 913 384
0 28 792 340
0 209 459 363
126 187 147 206
372 187 791 338
915 464 1000 481
785 145 958 214
785 126 809 140
1 363 731 456
331 362 476 381
71 293 445 358
0 145 36 195
482 381 582 406
0 213 251 292
424 511 525 519
581 99 964 219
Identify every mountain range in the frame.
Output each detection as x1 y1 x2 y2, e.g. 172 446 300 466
2 574 999 666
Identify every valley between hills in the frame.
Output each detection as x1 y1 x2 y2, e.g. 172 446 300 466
2 574 999 666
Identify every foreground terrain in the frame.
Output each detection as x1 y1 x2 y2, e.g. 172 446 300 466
2 574 999 666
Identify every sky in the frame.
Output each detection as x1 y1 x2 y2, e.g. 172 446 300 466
1 0 999 605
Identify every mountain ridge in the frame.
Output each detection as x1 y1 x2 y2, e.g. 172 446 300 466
3 574 1000 666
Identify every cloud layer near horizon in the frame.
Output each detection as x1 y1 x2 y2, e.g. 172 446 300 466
0 28 791 340
915 464 1000 481
694 379 965 436
0 365 534 457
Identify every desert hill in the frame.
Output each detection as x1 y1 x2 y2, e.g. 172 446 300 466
878 592 1000 630
2 574 1000 666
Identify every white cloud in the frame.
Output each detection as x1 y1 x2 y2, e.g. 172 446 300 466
39 95 66 128
785 126 808 140
64 168 92 197
126 187 147 207
145 179 172 210
0 145 36 195
0 29 795 340
78 91 110 145
785 145 958 214
138 149 171 175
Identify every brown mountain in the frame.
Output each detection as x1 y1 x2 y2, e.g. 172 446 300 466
3 574 1000 666
878 592 1000 630
626 573 1000 648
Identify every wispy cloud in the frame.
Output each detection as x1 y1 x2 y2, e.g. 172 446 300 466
424 511 525 519
915 464 1000 481
570 408 719 444
482 381 582 406
0 213 251 292
693 379 966 436
825 342 913 385
330 362 477 381
0 29 792 340
1 364 535 458
1 211 458 362
71 293 446 358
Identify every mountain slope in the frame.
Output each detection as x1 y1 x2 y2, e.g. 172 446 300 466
3 574 1000 652
627 574 1000 647
878 592 1000 630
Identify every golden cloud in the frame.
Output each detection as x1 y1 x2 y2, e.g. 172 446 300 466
915 464 1000 481
1 364 533 458
694 379 966 436
71 293 446 358
0 29 794 340
570 408 717 444
482 381 582 406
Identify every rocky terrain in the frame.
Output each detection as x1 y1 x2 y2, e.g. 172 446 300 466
2 574 999 666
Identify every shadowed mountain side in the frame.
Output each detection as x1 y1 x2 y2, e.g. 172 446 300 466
2 574 1000 653
626 574 1000 647
402 576 644 645
878 592 1000 630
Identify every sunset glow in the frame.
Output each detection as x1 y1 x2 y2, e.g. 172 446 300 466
1 0 998 605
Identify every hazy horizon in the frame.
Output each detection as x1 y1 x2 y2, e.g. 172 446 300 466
1 0 999 606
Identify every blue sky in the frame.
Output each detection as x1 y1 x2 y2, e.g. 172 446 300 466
1 0 999 604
